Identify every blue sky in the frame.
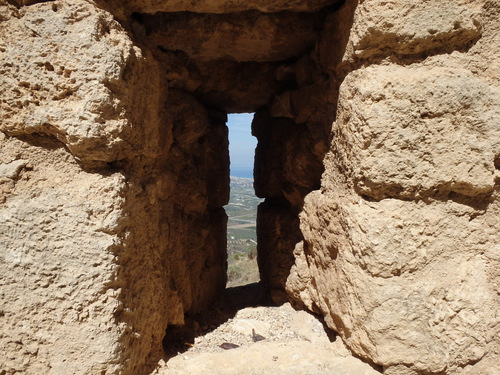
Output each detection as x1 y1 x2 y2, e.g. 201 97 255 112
227 113 256 178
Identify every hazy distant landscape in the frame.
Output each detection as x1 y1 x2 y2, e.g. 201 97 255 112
225 177 263 287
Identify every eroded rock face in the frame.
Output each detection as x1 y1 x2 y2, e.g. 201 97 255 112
0 0 162 164
344 0 483 60
109 0 342 15
2 0 499 374
0 134 126 374
252 109 326 303
288 0 500 374
1 1 229 373
338 66 498 200
139 11 321 63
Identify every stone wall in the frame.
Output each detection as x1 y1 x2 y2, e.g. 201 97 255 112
287 1 500 374
0 1 228 373
253 111 326 303
1 0 499 374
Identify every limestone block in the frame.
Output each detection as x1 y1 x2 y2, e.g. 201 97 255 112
289 187 499 374
0 135 126 374
114 0 342 15
286 241 320 313
288 62 500 373
0 0 161 164
190 60 287 113
253 111 324 205
257 200 302 304
0 2 226 373
140 11 319 63
252 110 326 303
345 0 483 60
334 64 500 200
159 90 229 314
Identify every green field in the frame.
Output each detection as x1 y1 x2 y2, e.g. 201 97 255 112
225 177 263 287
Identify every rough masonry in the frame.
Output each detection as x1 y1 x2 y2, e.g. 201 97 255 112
0 0 499 374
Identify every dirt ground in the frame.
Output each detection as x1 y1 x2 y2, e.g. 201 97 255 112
152 284 382 375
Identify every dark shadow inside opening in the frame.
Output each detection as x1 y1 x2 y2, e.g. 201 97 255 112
162 282 271 359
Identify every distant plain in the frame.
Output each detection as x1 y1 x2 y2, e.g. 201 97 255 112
225 177 262 287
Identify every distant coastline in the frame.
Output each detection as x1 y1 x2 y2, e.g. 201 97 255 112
230 168 253 179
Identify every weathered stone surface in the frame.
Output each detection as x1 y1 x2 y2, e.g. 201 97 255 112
287 1 500 371
0 0 162 165
161 90 229 314
158 57 290 114
139 11 321 63
109 0 342 15
131 11 322 113
0 134 126 374
336 65 499 200
252 111 326 303
256 200 302 304
2 0 500 373
290 185 499 373
253 111 324 206
1 1 229 374
343 0 483 61
0 2 168 373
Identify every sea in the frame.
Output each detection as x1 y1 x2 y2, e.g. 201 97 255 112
230 168 253 179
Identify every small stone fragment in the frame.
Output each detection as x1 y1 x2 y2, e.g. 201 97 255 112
219 343 240 350
0 160 27 179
